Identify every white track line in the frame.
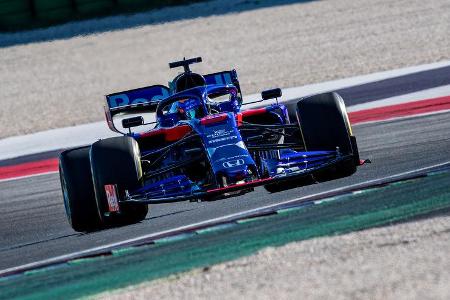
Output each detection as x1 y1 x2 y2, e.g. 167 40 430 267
1 109 448 184
0 121 118 162
347 85 450 112
245 60 450 103
352 109 450 127
1 60 449 161
1 160 449 277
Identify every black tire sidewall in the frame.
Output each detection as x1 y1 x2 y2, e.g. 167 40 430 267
296 92 352 154
296 92 357 179
59 146 102 232
90 136 148 226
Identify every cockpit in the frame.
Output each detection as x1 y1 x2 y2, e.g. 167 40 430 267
167 97 206 120
157 90 207 127
156 85 240 127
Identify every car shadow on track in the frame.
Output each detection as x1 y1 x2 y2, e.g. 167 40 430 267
0 232 80 252
143 208 197 222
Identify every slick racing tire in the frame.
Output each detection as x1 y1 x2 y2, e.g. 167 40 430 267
90 136 148 227
297 92 358 181
59 146 102 232
264 92 358 193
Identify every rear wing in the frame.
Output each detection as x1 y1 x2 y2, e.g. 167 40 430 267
168 70 242 94
105 70 241 133
204 69 242 103
204 69 240 91
105 85 170 133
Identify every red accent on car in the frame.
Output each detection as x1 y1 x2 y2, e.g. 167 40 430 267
359 159 372 165
241 107 267 117
200 113 228 125
206 178 272 194
139 125 192 142
235 113 243 126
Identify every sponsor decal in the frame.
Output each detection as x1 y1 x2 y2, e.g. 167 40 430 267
107 86 169 109
206 127 238 145
207 129 228 138
104 184 120 212
208 135 237 144
223 159 245 168
215 154 249 162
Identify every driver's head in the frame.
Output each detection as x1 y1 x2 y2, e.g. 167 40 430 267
177 98 205 120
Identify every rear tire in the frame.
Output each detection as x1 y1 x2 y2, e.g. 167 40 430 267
59 147 102 232
90 136 148 227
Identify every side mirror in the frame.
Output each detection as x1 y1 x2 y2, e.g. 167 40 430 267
261 88 282 100
122 116 144 129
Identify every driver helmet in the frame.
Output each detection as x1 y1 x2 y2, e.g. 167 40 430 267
171 98 206 120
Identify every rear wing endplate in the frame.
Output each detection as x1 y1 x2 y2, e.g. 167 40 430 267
105 85 170 133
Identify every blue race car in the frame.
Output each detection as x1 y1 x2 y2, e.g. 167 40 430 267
59 57 361 232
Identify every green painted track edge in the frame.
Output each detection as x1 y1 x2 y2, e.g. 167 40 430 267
1 171 449 300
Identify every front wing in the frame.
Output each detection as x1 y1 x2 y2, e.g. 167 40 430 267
122 153 356 204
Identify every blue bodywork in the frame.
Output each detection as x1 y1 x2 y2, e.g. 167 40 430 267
105 69 355 204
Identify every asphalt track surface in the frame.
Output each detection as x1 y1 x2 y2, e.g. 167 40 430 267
1 64 449 167
1 73 450 271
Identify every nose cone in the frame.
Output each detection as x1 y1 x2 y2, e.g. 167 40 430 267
195 112 257 186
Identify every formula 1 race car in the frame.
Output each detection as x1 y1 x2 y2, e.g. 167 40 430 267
59 57 361 232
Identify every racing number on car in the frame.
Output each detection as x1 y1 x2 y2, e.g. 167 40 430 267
104 184 120 212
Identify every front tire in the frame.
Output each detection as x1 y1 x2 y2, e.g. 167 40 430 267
90 136 148 227
264 92 359 192
296 92 358 180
